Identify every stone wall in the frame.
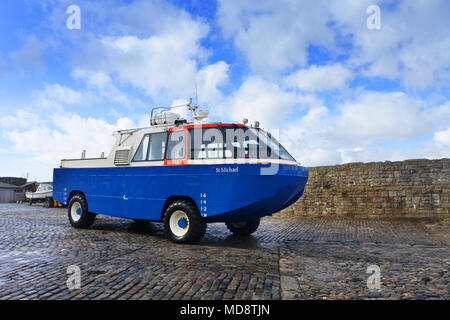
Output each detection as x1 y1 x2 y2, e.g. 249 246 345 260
280 159 450 218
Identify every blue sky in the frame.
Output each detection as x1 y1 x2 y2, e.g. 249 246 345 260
0 0 449 181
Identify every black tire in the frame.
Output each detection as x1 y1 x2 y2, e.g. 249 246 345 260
68 194 95 228
131 219 148 228
225 218 260 235
132 219 147 224
163 199 206 244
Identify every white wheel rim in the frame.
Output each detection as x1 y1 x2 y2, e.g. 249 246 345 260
169 210 190 237
71 202 82 222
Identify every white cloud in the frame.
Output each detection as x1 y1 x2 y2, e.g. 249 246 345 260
26 0 230 109
212 74 448 166
75 28 228 105
218 77 301 128
0 109 43 128
433 127 450 147
218 0 450 89
72 69 111 88
43 83 81 104
71 69 145 108
280 105 343 166
283 64 354 91
28 83 84 110
2 0 449 179
0 112 133 181
273 91 449 166
214 0 450 165
195 61 229 105
428 101 450 132
335 91 428 141
330 0 450 89
218 0 335 76
4 112 135 168
98 34 199 98
1 1 231 180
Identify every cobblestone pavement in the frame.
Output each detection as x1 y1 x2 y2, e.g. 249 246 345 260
0 204 448 300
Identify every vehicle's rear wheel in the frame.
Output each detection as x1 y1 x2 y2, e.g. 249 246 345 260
68 194 95 228
225 218 260 235
163 200 206 244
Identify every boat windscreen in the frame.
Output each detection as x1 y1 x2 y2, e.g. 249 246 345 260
188 126 296 161
37 184 52 192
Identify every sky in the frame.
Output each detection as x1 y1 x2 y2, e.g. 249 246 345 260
0 0 449 181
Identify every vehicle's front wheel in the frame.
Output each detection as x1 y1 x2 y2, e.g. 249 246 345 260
68 194 95 228
163 200 206 244
225 219 260 235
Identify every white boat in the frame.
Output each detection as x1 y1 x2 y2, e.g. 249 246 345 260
26 183 53 202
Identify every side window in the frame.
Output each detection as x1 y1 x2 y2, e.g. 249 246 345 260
166 130 186 160
148 132 167 161
189 127 227 159
133 134 150 161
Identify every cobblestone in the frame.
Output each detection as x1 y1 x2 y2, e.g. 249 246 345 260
0 203 448 300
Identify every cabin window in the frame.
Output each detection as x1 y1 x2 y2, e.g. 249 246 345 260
148 132 167 161
133 134 150 161
133 132 167 161
189 127 231 159
256 129 295 161
188 126 296 161
166 130 186 160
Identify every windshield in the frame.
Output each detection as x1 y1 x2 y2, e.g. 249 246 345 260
188 126 296 161
252 128 296 161
37 184 52 192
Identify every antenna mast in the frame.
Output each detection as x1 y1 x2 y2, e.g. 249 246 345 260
194 77 199 107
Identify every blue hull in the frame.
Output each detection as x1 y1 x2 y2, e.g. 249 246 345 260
53 164 308 223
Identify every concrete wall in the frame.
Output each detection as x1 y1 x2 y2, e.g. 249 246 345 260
0 189 14 203
280 159 450 218
0 189 26 203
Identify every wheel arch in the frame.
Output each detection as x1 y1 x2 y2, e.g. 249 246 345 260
160 195 198 220
67 190 86 204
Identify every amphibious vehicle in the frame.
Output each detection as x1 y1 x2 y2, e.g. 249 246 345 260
53 101 308 243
